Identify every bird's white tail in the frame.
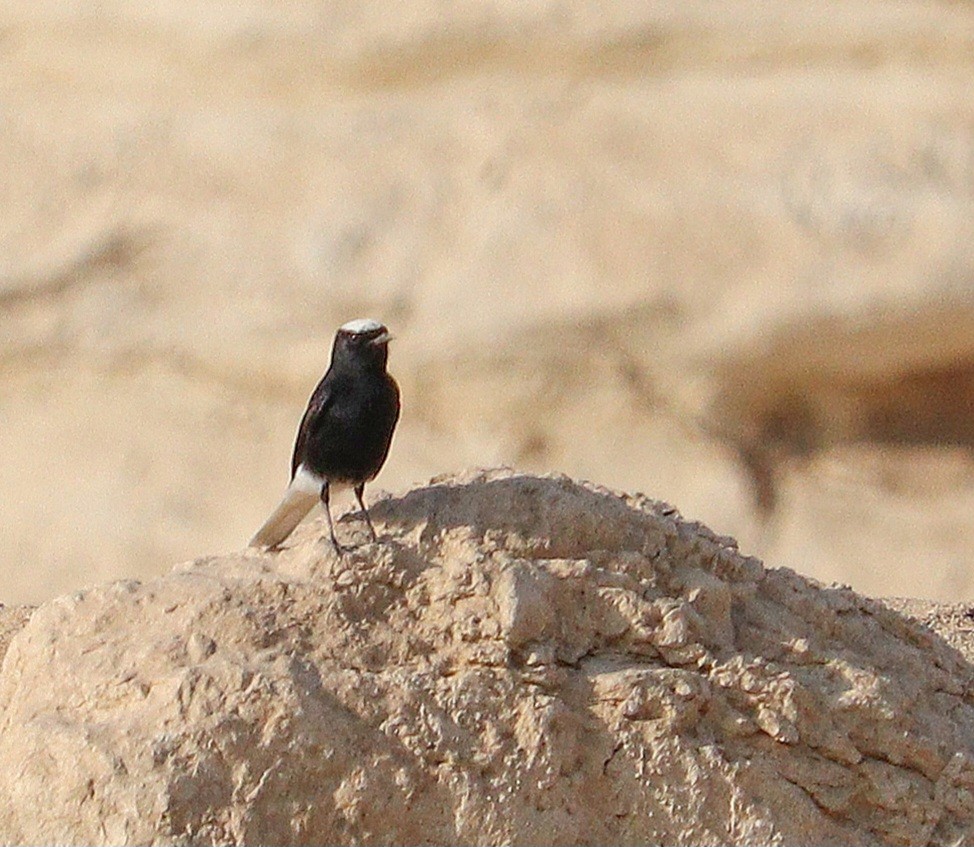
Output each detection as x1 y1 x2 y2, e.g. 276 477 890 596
249 488 318 549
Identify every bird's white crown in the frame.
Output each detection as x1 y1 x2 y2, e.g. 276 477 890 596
340 317 384 335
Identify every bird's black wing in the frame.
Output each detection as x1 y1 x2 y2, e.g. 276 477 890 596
290 375 335 480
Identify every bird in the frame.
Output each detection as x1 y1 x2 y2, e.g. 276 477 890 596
249 318 400 553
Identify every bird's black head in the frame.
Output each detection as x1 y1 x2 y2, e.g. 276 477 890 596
331 318 393 371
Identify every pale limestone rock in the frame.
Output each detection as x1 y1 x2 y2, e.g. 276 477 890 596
0 471 972 844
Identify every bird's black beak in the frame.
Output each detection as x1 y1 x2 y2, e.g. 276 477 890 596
369 331 393 346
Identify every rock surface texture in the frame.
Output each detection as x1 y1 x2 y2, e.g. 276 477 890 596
0 470 973 845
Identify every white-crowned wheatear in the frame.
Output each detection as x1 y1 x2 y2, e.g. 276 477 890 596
250 318 400 553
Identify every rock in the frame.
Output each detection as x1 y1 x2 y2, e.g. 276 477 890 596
0 470 972 844
0 605 34 663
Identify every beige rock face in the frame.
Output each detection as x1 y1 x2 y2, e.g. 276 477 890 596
3 1 974 603
1 471 973 845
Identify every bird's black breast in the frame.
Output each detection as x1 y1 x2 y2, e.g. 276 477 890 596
291 367 400 485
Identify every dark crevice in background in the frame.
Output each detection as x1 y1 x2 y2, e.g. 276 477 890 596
731 357 974 515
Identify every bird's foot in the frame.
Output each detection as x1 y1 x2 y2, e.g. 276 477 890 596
361 515 379 544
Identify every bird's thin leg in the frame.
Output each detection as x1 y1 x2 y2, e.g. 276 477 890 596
320 481 343 555
354 483 378 543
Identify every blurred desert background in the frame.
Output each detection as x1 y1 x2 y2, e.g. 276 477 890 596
2 0 974 605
